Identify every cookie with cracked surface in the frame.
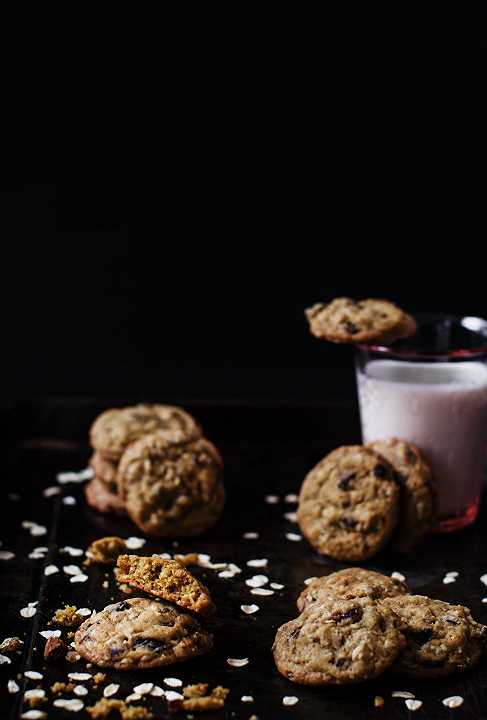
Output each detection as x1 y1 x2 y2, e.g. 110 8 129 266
89 452 119 493
90 404 201 461
368 438 436 552
297 446 400 561
84 477 127 516
382 594 487 678
118 433 224 537
297 568 408 612
116 554 216 618
273 596 405 685
74 597 213 670
305 297 416 345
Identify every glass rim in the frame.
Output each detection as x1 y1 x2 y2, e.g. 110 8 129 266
357 312 487 361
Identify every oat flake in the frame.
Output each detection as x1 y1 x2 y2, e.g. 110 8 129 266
164 677 183 687
125 537 146 549
442 695 464 708
8 679 19 693
24 671 43 680
405 699 422 711
20 607 37 618
247 559 268 568
286 533 302 541
165 690 184 701
103 683 120 697
283 696 299 706
53 698 84 711
241 604 259 614
243 532 259 539
133 682 154 695
40 630 61 639
44 565 59 576
0 654 11 665
227 657 249 667
245 575 268 588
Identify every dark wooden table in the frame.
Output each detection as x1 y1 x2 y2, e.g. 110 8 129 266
2 398 486 719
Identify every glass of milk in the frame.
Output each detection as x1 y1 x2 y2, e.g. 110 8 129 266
355 314 487 532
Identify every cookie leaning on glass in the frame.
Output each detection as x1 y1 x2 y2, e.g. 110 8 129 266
297 441 436 561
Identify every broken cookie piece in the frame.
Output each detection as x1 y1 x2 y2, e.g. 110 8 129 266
85 536 127 566
116 555 216 619
168 685 229 713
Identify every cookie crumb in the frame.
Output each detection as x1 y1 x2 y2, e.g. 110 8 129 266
92 673 107 685
173 553 200 566
374 695 385 708
86 698 153 719
169 686 229 713
86 537 127 566
50 606 84 628
50 682 75 694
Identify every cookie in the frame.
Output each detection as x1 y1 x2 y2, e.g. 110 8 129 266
368 438 436 552
74 598 213 670
90 404 202 461
84 477 127 516
117 554 216 619
297 446 400 561
297 568 408 612
89 452 119 493
118 433 224 537
273 596 405 685
305 297 416 345
382 595 487 678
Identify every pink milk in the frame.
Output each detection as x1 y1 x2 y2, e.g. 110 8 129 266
356 359 487 531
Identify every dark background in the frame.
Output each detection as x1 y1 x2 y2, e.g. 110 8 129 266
3 182 486 404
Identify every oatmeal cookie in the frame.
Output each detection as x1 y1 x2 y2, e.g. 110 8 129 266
84 477 127 516
74 598 213 670
117 554 216 618
297 567 408 612
305 297 416 345
90 404 201 461
368 438 436 552
297 446 400 561
118 433 224 537
89 452 119 492
382 594 487 677
273 596 405 685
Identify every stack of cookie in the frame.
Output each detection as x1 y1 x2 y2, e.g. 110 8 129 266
273 568 487 685
86 404 225 537
297 441 436 560
74 555 216 670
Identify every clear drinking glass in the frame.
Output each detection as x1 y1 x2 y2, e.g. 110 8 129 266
355 314 487 532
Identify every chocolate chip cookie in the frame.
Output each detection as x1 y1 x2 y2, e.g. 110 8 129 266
118 433 225 538
74 598 213 670
297 446 400 561
297 568 408 612
273 596 405 685
117 555 216 618
305 297 416 345
84 477 127 516
382 595 487 678
368 438 436 552
89 452 119 493
90 404 201 461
